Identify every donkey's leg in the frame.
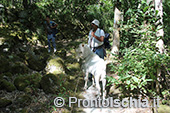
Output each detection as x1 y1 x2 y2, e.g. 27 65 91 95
95 74 101 98
101 72 106 100
84 72 88 90
92 76 95 86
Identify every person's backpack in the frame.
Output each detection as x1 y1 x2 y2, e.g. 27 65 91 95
52 23 58 35
100 29 111 49
104 33 111 49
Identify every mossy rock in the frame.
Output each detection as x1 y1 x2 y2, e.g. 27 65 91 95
11 62 29 74
14 94 32 108
24 87 33 94
8 54 24 62
19 108 29 113
17 52 26 60
62 80 76 91
0 72 12 80
157 104 170 113
29 73 42 88
40 73 76 94
45 56 66 74
57 49 67 58
14 73 42 91
67 62 80 71
0 98 12 108
0 55 10 73
0 37 5 46
14 76 30 91
34 47 48 55
26 52 46 71
0 79 16 92
40 73 60 94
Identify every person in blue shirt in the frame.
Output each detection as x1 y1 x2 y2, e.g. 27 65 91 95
45 15 58 53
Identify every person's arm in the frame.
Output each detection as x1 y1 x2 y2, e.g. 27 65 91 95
50 21 58 28
91 31 104 42
44 21 48 35
88 31 92 47
51 24 57 28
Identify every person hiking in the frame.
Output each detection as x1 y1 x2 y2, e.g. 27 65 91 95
88 19 105 59
87 19 105 82
45 15 57 53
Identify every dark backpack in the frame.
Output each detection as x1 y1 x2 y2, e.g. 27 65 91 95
99 29 111 49
104 33 111 49
51 23 58 35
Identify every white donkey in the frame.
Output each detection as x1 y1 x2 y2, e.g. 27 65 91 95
76 43 106 99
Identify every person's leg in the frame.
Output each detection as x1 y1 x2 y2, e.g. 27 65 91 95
95 47 104 59
53 33 56 38
51 35 57 52
47 34 52 52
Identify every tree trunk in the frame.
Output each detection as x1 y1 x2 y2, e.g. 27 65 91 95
23 0 28 9
155 0 164 94
154 0 164 113
110 7 123 58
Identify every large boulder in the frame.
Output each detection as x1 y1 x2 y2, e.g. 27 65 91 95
45 55 66 74
10 62 29 74
25 52 47 71
14 73 42 91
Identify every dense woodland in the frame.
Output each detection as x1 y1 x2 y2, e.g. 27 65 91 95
0 0 170 113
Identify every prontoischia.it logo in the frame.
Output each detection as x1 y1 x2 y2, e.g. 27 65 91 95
54 97 160 108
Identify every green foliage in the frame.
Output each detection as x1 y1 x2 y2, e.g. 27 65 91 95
163 0 170 45
108 1 170 98
87 0 114 32
0 0 114 44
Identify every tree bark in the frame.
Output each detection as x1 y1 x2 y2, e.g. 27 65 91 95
23 0 28 9
110 7 123 58
154 1 164 113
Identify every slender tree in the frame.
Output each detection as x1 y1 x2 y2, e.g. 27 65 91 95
110 1 123 58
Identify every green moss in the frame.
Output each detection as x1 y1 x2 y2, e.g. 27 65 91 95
40 73 60 94
11 62 29 74
28 73 42 88
0 55 10 73
26 52 46 71
0 79 16 92
14 76 30 91
24 87 32 94
67 62 80 71
17 52 26 60
15 95 32 108
14 73 42 91
0 98 12 108
45 56 66 74
158 105 170 113
57 49 67 58
63 80 75 91
0 72 12 80
20 108 29 113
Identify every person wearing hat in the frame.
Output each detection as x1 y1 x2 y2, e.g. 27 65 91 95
88 19 105 59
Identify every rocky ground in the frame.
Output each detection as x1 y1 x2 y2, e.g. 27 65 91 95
0 35 170 113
